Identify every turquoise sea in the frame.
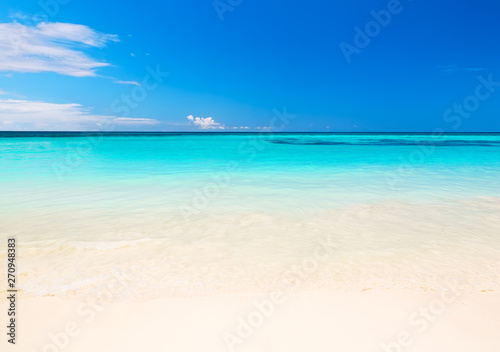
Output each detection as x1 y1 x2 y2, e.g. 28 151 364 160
1 133 499 299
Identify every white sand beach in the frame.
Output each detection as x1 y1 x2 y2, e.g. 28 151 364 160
2 290 500 352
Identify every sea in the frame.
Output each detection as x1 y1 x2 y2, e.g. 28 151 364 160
1 132 499 299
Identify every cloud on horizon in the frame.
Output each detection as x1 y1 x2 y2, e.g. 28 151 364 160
186 114 225 129
0 21 119 77
0 99 159 131
186 115 252 130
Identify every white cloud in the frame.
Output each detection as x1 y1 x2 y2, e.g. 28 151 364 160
0 89 7 95
36 22 118 47
0 21 118 77
0 99 159 131
185 115 252 130
8 11 28 20
186 114 225 130
113 118 159 125
114 80 141 86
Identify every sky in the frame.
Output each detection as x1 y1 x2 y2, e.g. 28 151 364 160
0 0 499 132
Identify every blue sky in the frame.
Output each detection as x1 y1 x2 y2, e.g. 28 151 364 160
0 0 499 131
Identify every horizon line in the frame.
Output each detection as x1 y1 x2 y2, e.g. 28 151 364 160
1 131 500 134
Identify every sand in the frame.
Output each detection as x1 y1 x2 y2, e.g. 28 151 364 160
2 290 499 352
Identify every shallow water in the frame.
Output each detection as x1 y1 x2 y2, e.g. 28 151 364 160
1 133 499 299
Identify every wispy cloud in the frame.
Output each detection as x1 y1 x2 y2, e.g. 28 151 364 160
0 21 118 77
0 99 159 131
8 11 28 20
437 65 487 75
114 80 141 86
186 114 225 129
0 89 7 95
464 68 486 72
113 118 159 125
